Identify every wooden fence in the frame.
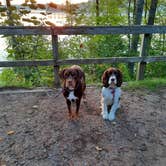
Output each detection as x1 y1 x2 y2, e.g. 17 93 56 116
0 25 166 87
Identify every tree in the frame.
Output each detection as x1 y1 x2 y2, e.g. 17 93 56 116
128 0 144 78
96 0 99 25
0 0 53 86
137 0 158 80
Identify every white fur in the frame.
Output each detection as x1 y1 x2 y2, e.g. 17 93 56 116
108 74 117 85
101 87 121 121
67 91 78 101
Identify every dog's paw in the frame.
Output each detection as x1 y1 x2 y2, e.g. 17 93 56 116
102 113 109 120
74 112 80 120
108 112 115 121
83 98 87 104
67 113 73 120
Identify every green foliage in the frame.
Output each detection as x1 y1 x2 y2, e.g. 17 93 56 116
0 0 56 88
0 0 165 88
0 67 54 88
0 68 33 87
59 34 128 59
0 69 17 86
145 62 166 78
118 64 131 81
4 35 53 87
7 35 52 60
125 78 166 91
87 35 127 57
59 0 165 87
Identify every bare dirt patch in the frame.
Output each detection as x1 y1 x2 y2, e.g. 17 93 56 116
0 87 166 166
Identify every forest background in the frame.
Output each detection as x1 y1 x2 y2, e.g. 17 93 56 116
0 0 165 87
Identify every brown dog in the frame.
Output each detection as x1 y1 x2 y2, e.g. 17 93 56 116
59 65 86 119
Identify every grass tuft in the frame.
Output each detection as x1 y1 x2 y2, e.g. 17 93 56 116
123 78 166 91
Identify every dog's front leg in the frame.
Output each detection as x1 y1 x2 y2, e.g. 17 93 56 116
102 102 109 120
75 99 81 118
108 98 120 121
66 100 72 118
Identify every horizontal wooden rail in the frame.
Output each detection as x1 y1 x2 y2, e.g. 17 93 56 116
0 56 166 67
0 25 166 85
0 60 54 67
0 25 166 35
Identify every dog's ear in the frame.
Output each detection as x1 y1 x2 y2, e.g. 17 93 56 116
116 69 122 87
59 68 66 80
102 70 109 87
76 68 84 79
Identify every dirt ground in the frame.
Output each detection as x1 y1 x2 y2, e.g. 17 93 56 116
0 87 166 166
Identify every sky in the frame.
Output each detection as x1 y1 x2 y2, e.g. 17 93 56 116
1 0 89 5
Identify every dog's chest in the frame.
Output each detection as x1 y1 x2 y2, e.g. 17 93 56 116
102 88 115 104
67 91 78 101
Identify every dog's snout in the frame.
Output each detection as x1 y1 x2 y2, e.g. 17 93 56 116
71 99 75 102
111 78 115 82
108 75 117 85
68 80 72 84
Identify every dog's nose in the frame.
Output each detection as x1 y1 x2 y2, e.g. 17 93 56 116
71 99 75 102
111 78 115 82
68 80 73 85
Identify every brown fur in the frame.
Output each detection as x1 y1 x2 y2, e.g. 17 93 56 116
102 67 122 88
59 65 86 119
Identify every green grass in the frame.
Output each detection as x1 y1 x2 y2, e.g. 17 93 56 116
1 71 166 91
123 78 166 91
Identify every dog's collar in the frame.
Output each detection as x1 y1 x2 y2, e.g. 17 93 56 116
109 87 115 96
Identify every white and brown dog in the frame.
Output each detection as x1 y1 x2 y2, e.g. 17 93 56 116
101 67 122 121
59 65 86 119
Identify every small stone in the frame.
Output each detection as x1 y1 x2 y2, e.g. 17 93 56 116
95 146 103 151
27 109 34 114
32 105 38 109
112 121 117 125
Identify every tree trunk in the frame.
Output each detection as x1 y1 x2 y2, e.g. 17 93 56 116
136 0 158 80
127 0 131 53
96 0 99 25
128 0 144 78
6 0 18 49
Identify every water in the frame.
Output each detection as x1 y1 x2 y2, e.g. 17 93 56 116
0 8 67 73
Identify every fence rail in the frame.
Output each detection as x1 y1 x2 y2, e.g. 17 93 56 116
0 25 166 35
0 56 166 67
0 25 166 87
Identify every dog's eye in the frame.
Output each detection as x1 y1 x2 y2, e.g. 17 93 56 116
71 73 74 76
71 72 78 78
64 73 69 78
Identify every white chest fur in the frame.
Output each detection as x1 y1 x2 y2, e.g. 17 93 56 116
67 91 78 101
102 87 121 105
101 87 121 121
102 88 114 105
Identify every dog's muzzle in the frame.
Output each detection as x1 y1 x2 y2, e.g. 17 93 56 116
108 75 117 85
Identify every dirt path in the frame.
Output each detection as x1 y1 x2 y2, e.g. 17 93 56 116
0 87 166 166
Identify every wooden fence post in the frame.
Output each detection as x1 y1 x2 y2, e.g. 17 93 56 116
136 0 158 80
136 34 151 80
51 33 61 88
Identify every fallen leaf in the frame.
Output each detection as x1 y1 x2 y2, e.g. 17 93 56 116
95 146 103 151
7 131 15 135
